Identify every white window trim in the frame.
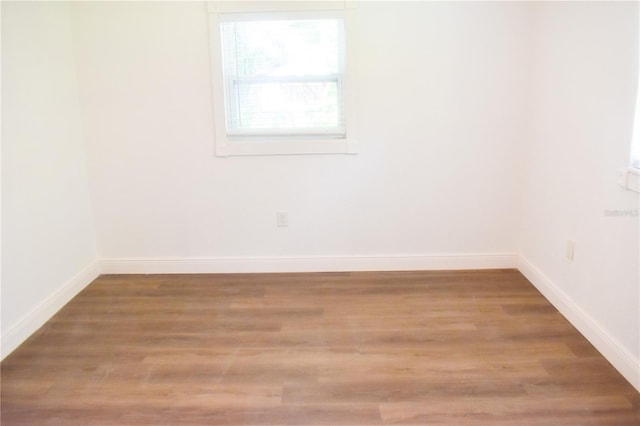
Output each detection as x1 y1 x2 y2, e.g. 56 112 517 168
207 1 358 157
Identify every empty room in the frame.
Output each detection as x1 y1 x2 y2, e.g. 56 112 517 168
1 0 639 424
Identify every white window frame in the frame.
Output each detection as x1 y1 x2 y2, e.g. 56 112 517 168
208 1 357 157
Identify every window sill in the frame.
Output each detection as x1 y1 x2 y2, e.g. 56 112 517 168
618 167 640 193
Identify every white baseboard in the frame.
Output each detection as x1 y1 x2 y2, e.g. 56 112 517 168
100 253 519 274
1 258 101 360
518 256 640 392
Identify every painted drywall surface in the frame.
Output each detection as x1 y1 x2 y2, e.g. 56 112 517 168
521 2 639 360
72 1 529 260
1 2 98 336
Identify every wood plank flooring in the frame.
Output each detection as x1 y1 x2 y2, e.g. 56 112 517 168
2 270 639 425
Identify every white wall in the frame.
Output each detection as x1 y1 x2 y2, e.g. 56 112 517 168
1 1 99 357
520 2 639 387
71 1 529 266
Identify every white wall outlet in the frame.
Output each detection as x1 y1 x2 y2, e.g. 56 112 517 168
277 212 288 227
565 240 575 261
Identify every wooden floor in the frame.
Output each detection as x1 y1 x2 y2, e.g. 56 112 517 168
1 270 638 425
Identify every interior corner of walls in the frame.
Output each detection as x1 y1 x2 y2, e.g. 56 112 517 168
518 255 640 392
0 258 102 360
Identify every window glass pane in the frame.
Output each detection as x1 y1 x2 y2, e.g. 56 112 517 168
233 81 340 130
221 19 340 78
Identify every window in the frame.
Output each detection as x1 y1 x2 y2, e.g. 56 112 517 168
221 18 344 136
631 85 640 171
208 2 357 156
619 54 640 192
